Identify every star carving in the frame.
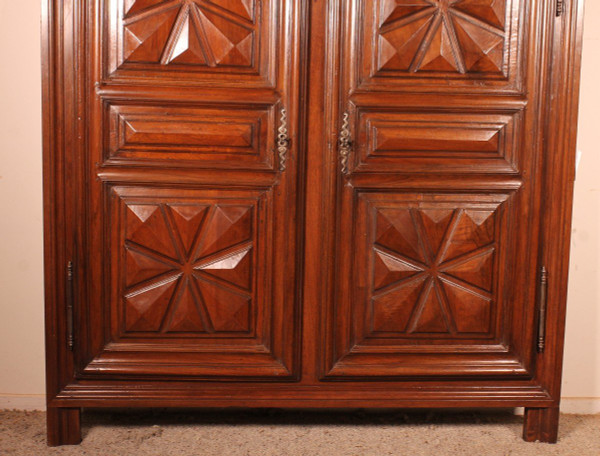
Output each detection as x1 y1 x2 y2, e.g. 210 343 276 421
378 0 507 74
122 202 254 334
122 0 255 66
371 207 497 334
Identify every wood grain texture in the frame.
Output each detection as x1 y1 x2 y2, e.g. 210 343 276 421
46 408 81 446
355 110 520 173
523 407 560 443
108 0 268 83
42 0 584 446
106 104 275 168
353 0 522 90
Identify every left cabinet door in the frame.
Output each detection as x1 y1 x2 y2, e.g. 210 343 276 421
72 0 302 380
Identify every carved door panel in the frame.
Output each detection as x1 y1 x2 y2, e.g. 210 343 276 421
325 0 548 380
76 0 302 380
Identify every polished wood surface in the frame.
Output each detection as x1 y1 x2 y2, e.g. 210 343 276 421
326 0 542 382
43 0 584 446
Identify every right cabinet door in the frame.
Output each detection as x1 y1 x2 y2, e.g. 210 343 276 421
325 0 551 380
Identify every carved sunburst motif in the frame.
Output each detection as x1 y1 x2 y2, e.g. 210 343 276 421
122 0 255 66
123 202 254 334
378 0 507 73
371 207 496 334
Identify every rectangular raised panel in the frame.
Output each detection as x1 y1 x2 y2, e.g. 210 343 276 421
108 0 274 83
352 0 522 90
356 111 519 173
82 185 297 379
106 104 274 168
325 191 533 380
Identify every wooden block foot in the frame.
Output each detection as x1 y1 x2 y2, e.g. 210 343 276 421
523 407 559 443
47 407 81 446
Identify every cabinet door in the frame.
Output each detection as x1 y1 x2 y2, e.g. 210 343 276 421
75 0 302 380
324 0 550 380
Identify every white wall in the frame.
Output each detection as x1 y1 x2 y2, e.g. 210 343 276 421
0 0 46 407
0 0 598 412
561 0 600 414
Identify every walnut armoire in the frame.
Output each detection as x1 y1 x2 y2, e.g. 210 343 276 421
42 0 584 445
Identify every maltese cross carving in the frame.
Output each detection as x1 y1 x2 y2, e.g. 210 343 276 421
378 0 507 74
122 202 254 334
122 0 256 66
371 207 497 335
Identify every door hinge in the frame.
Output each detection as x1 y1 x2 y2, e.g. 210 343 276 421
556 0 564 16
537 266 548 353
66 261 75 351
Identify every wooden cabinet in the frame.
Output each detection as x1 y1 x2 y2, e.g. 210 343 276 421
43 0 584 446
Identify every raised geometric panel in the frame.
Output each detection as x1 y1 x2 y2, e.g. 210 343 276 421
357 111 519 173
106 104 274 169
95 182 297 379
377 0 507 74
101 0 289 90
370 205 497 336
121 199 255 335
121 0 256 68
325 191 533 380
355 0 522 89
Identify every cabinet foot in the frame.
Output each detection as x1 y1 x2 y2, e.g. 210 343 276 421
47 407 81 446
522 407 560 443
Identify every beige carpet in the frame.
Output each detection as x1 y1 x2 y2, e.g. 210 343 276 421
0 409 599 455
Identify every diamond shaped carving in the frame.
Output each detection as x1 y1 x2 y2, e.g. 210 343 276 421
378 0 507 74
372 207 496 334
123 202 254 333
122 0 256 67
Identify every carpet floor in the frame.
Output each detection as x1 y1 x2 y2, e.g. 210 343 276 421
0 409 599 455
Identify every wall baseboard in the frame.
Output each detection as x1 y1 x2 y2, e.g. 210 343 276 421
1 395 599 414
561 398 600 414
0 395 45 411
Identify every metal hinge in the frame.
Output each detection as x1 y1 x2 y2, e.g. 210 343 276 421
66 261 75 351
556 0 564 17
537 266 548 353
